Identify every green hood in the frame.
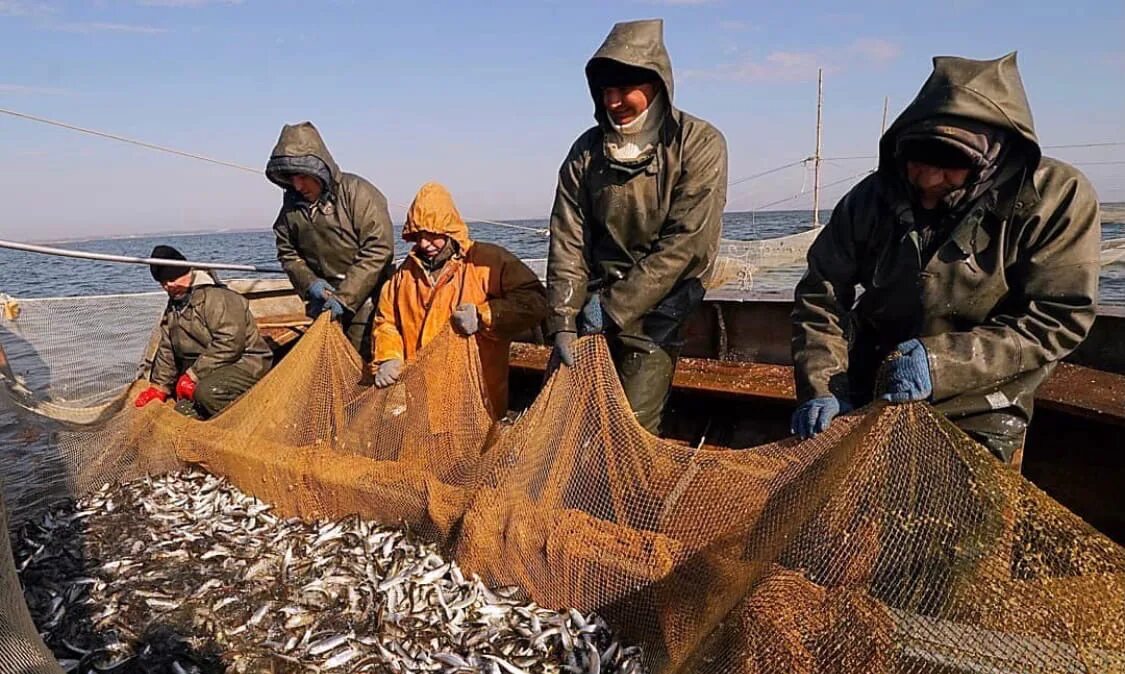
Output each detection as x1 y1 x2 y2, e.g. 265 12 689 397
879 52 1041 176
265 122 343 196
585 19 675 128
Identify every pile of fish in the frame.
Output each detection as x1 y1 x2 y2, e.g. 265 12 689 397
13 470 644 673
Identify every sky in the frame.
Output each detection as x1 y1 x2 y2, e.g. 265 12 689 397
0 0 1123 241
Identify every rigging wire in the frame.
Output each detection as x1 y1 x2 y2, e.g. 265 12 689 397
3 106 1120 240
0 107 549 236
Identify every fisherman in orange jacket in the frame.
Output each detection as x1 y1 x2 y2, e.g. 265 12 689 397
369 182 548 418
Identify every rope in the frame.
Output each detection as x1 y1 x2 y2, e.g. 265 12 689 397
751 168 874 212
0 107 262 174
819 138 1125 162
0 239 284 274
1044 141 1125 149
727 159 807 188
4 106 1119 242
0 107 548 236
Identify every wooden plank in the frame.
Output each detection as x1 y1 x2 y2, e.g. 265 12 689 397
508 343 795 402
1037 362 1125 427
258 314 310 350
509 344 1125 424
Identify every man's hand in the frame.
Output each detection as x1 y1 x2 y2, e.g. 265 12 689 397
791 395 852 439
579 293 605 336
323 295 347 320
175 373 197 401
134 386 168 408
876 339 933 403
552 331 577 368
373 359 404 388
451 304 480 336
307 278 332 315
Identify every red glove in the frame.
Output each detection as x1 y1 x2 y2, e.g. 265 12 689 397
134 386 168 408
175 374 197 401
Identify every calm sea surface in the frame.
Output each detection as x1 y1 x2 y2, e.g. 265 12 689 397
2 208 1124 303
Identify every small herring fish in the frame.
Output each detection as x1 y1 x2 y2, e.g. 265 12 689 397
14 470 645 673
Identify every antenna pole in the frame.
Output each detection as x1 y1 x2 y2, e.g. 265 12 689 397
880 95 889 137
812 68 824 228
878 95 889 171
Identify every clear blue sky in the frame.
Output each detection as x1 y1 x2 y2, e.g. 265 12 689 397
1 0 1122 240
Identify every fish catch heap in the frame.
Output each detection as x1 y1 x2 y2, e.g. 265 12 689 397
14 470 643 674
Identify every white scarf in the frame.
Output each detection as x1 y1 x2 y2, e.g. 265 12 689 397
605 92 666 163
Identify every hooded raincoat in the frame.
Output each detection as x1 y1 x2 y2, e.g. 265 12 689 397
546 19 728 433
373 183 547 418
149 271 273 415
267 122 395 358
792 53 1101 462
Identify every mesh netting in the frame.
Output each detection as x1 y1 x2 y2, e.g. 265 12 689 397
0 489 62 674
0 292 167 418
0 293 168 522
706 229 823 293
3 311 1125 673
521 229 823 297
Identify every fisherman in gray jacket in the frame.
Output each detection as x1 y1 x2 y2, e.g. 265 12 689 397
791 53 1101 466
266 122 395 360
547 19 728 434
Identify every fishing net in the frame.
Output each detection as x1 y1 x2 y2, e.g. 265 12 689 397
3 304 1125 673
0 486 62 674
520 229 824 299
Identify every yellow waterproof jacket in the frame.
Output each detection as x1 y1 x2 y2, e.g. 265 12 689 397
373 183 547 417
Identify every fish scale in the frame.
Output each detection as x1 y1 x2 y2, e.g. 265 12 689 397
13 469 645 673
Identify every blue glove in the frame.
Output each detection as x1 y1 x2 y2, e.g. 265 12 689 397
579 292 605 336
323 295 347 320
877 339 933 403
307 278 332 301
306 278 332 315
791 395 852 440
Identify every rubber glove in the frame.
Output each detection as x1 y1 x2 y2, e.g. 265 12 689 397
791 395 852 439
306 278 332 315
175 373 196 401
323 295 347 320
451 303 480 336
579 293 606 336
373 359 404 388
307 278 333 301
135 386 168 408
552 331 577 367
877 339 933 403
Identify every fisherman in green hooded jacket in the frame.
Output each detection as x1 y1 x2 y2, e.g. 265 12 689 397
135 245 273 419
266 122 395 360
791 53 1100 466
547 19 728 434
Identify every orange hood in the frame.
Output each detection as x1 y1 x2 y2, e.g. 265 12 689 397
402 182 473 252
